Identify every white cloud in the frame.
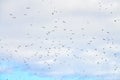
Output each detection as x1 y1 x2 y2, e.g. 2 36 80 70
0 0 120 79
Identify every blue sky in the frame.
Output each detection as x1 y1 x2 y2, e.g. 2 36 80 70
0 0 120 80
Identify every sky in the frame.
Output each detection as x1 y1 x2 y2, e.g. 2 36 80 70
0 0 120 80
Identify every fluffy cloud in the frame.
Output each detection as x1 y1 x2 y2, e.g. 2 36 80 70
0 0 120 79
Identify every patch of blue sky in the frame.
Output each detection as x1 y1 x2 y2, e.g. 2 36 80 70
0 69 55 80
0 60 54 80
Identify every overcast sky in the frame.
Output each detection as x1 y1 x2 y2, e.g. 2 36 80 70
0 0 120 80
